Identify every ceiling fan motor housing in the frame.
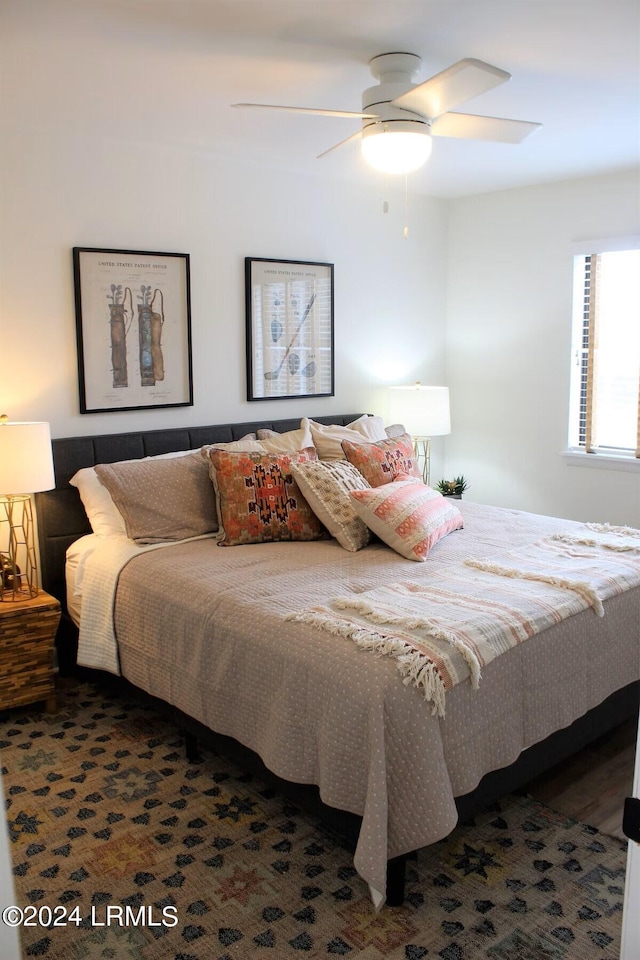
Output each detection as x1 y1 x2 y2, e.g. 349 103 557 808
368 52 423 83
363 52 430 137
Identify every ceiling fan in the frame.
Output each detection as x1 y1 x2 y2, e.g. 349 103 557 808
233 52 541 175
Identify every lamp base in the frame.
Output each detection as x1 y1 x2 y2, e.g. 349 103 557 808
411 436 432 486
0 495 39 602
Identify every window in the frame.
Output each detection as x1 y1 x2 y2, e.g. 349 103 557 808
569 239 640 459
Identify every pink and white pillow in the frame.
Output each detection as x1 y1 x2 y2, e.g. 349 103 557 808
349 474 463 561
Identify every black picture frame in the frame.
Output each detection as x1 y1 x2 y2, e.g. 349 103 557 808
245 257 334 402
73 247 193 414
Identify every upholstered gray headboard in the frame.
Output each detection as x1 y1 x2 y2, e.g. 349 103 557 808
35 414 365 614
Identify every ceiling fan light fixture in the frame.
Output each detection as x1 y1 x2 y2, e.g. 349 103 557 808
361 122 432 175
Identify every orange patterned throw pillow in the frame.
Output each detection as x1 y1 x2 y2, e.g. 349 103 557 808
341 434 422 487
349 475 463 561
207 447 326 546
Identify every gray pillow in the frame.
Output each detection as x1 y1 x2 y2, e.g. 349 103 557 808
95 453 217 543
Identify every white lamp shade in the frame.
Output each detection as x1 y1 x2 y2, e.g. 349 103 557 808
388 385 451 437
0 421 55 494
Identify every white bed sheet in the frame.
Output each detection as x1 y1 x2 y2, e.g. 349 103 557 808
65 533 101 627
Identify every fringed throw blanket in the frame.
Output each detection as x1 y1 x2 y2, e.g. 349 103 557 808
287 524 640 717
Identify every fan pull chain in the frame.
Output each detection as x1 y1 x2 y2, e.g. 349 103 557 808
383 174 389 214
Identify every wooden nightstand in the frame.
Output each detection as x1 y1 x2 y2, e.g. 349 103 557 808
0 590 60 713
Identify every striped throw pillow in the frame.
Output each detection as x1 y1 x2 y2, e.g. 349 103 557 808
349 475 463 561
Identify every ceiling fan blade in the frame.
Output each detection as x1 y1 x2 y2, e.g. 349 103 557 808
232 103 377 119
392 58 511 119
431 112 541 143
317 129 362 159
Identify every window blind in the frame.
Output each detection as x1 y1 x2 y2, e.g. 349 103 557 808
576 249 640 458
583 254 599 453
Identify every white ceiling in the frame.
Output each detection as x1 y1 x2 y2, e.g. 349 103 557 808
3 0 640 197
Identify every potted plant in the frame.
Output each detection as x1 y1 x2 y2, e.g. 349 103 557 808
435 475 469 499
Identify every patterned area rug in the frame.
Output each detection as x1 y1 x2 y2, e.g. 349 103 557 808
0 680 626 959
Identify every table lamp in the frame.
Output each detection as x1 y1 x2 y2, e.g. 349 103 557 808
0 416 55 601
388 383 451 485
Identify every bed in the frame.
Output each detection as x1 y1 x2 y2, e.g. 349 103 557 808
35 413 640 907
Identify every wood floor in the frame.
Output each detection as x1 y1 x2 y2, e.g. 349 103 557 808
525 715 638 841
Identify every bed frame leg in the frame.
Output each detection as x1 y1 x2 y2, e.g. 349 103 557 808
386 854 407 906
184 731 202 763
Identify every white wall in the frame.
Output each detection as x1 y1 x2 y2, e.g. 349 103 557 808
0 4 448 470
0 132 447 440
445 170 640 525
1 5 638 526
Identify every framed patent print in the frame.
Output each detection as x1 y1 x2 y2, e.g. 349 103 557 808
73 247 193 413
245 257 334 401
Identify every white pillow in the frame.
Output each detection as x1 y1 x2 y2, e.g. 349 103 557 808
256 423 314 452
70 467 127 538
346 415 387 442
302 417 387 460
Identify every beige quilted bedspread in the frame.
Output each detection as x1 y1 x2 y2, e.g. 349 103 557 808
108 502 640 902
